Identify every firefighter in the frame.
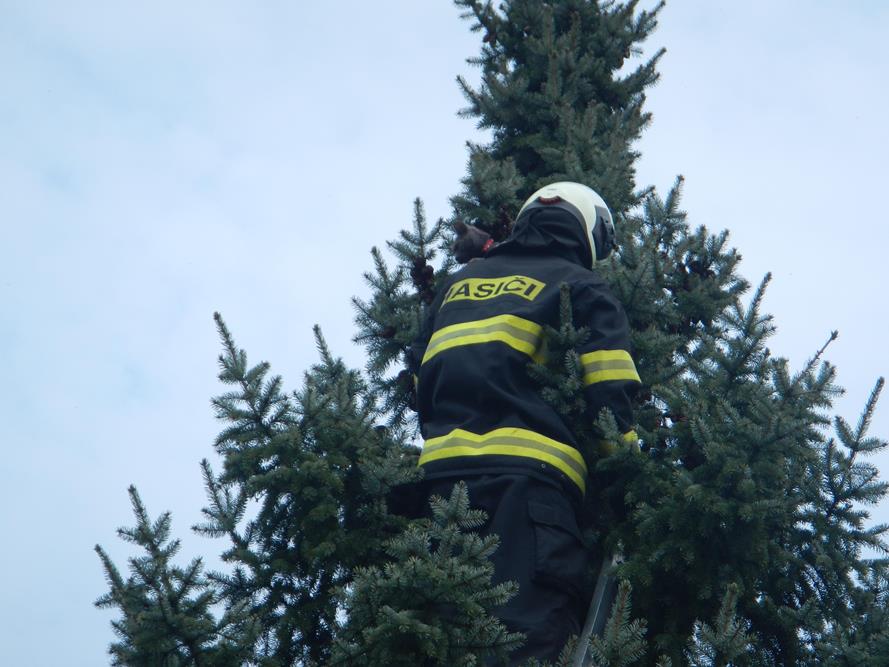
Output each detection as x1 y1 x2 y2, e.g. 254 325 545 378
407 181 641 665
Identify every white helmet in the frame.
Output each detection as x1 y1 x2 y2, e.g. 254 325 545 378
516 181 615 267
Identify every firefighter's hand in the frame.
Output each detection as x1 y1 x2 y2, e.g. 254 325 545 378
452 221 493 264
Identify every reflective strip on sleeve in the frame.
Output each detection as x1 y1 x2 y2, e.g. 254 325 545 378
419 426 587 493
579 349 641 385
421 314 544 364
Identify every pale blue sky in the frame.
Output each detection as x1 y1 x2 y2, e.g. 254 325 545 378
1 2 887 664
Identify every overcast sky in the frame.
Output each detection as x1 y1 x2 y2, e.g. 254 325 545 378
1 2 887 664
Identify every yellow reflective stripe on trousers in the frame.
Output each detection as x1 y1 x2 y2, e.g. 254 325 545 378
579 349 640 385
422 314 544 364
419 427 587 493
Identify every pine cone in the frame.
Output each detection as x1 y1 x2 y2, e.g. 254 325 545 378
687 259 715 279
410 257 435 292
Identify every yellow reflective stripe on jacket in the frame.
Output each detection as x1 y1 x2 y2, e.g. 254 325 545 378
422 314 543 364
419 427 587 493
579 349 640 385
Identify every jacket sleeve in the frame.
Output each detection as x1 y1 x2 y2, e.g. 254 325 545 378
407 302 436 383
572 279 641 442
407 276 451 391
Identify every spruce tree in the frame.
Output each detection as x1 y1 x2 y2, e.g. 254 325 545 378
331 483 522 666
98 2 888 665
451 0 665 234
98 315 513 665
95 487 258 666
352 199 452 427
356 1 888 665
187 315 422 665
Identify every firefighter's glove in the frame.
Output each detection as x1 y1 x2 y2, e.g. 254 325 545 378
597 430 641 457
452 221 493 264
397 369 418 412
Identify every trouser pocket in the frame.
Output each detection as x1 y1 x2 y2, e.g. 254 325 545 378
527 497 587 598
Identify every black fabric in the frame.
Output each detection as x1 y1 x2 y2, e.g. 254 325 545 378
422 475 588 666
408 221 640 496
489 206 593 268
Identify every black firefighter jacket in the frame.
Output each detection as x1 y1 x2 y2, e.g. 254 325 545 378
408 206 641 499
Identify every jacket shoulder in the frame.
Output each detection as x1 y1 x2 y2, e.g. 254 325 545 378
568 268 627 317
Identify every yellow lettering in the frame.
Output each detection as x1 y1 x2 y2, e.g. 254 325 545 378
442 275 547 306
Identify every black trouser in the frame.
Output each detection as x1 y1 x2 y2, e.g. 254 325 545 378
422 474 588 666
